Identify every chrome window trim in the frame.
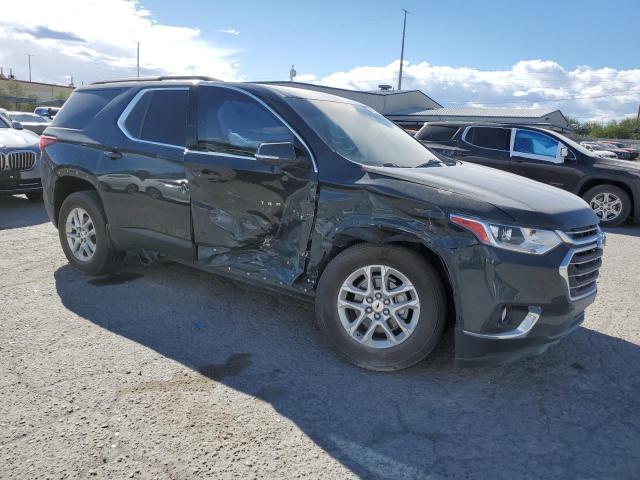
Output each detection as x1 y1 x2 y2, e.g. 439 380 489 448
116 87 189 150
190 83 318 173
461 125 512 153
463 306 541 339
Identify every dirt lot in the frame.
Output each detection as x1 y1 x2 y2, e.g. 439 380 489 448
1 194 639 479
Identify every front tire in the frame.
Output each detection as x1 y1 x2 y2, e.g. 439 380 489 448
58 190 125 275
582 184 630 227
315 244 447 371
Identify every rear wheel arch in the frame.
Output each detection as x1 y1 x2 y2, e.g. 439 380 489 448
54 176 104 226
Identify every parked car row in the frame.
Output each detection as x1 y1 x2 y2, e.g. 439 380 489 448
414 122 640 227
0 113 42 201
580 141 638 161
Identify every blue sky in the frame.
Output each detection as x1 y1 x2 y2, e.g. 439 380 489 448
1 0 639 120
146 0 640 80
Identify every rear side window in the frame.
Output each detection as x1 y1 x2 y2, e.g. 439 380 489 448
195 86 293 157
52 88 122 129
465 127 511 150
416 125 458 142
122 88 188 147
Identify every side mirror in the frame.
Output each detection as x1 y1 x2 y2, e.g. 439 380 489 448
11 121 23 130
255 142 304 167
560 146 569 158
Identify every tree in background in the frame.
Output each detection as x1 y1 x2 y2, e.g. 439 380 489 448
568 116 640 140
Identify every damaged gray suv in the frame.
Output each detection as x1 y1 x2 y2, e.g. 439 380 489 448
40 77 604 370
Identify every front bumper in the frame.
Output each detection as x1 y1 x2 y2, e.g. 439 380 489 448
442 233 602 366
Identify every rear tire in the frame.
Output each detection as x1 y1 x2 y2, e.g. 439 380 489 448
582 184 630 227
26 192 43 202
315 244 447 371
58 190 125 275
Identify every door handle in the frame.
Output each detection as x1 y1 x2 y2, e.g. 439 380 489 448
104 150 122 160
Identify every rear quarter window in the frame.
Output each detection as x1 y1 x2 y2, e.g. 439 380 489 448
51 88 123 129
416 125 459 142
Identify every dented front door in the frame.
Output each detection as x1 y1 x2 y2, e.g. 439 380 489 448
184 85 317 285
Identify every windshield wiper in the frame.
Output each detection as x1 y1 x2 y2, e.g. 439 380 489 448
415 160 442 168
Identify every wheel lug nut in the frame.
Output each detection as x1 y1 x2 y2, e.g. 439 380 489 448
374 313 381 320
366 297 372 303
384 299 390 305
375 293 382 299
366 307 372 313
383 309 389 315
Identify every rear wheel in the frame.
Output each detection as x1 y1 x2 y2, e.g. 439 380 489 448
315 244 447 371
58 191 125 275
582 184 630 227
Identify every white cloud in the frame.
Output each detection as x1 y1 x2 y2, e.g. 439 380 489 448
298 60 640 121
0 0 241 84
218 29 240 36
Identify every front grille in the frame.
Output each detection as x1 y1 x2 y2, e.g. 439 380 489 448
560 224 604 300
564 224 600 241
2 151 38 171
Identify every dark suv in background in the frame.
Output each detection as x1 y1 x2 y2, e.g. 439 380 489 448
416 122 640 227
40 78 604 370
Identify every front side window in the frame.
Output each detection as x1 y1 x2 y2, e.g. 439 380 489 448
512 129 560 161
196 87 293 157
464 127 511 150
123 88 188 147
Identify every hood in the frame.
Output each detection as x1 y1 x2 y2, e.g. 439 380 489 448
0 128 39 150
591 156 640 174
364 161 597 230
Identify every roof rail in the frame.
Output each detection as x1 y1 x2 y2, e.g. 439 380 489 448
90 75 222 85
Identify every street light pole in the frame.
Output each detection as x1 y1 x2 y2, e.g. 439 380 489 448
137 42 140 77
397 9 409 91
27 54 34 82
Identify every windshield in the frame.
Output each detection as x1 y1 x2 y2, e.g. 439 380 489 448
10 113 49 123
287 98 442 168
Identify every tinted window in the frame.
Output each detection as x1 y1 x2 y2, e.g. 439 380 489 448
123 89 188 146
196 87 293 157
465 127 511 150
416 125 458 142
513 129 559 158
52 88 122 129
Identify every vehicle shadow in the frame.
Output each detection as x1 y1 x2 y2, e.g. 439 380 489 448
53 263 640 479
0 195 49 230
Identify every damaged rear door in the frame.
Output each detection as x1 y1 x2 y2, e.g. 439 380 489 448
184 85 318 285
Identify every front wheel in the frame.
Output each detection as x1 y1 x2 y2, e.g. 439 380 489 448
582 185 631 227
315 244 447 371
58 191 125 275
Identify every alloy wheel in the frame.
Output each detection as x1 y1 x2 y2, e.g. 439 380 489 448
590 192 622 221
65 207 97 262
337 265 420 349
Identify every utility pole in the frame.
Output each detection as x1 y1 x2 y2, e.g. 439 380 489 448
27 54 34 82
397 8 409 91
636 102 640 122
137 42 140 77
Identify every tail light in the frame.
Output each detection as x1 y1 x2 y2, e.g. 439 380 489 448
39 135 57 151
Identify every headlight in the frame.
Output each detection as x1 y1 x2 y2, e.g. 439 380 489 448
450 214 562 255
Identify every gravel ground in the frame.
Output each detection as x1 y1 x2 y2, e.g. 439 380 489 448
1 194 639 480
